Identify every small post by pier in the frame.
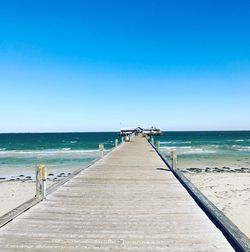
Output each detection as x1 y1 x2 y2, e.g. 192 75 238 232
35 166 42 197
99 144 104 158
35 164 48 200
151 136 154 145
115 139 118 147
156 140 160 151
40 164 48 200
170 150 177 170
124 134 131 142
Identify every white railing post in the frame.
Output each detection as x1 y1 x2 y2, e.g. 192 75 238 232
156 141 160 151
115 139 118 147
99 144 104 158
35 166 42 197
40 164 48 200
170 150 177 170
36 164 47 200
151 136 154 145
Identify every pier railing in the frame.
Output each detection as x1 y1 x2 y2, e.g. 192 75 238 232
150 139 250 252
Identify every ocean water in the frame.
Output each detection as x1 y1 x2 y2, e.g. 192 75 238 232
0 132 121 179
0 131 250 180
154 131 250 169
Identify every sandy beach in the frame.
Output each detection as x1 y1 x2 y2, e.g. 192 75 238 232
0 180 55 217
186 172 250 238
0 181 36 217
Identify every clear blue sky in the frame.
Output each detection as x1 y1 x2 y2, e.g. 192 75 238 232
0 0 249 132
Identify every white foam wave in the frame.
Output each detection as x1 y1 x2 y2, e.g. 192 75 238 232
160 141 176 144
160 146 192 150
160 147 216 155
0 149 100 157
160 147 177 150
181 150 216 155
160 141 192 144
237 146 250 151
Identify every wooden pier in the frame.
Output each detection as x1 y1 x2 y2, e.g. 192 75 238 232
0 136 235 251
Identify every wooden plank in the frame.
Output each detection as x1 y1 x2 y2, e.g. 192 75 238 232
0 136 234 251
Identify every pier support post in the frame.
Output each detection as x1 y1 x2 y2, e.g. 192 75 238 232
40 164 48 200
35 166 42 197
99 144 104 158
124 134 131 142
115 139 118 147
170 150 177 170
156 141 160 151
151 137 154 145
36 164 47 200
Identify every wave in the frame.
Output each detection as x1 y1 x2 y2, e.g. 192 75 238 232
160 141 192 144
160 146 216 155
160 141 176 144
0 149 100 156
231 145 250 150
160 146 177 150
181 150 217 155
160 146 192 150
237 146 250 151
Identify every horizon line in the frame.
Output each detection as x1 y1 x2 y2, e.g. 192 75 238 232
0 129 250 134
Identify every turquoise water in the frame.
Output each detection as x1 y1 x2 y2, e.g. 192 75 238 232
154 131 250 169
0 132 121 178
0 131 250 178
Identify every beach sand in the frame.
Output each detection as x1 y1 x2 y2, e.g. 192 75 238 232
0 181 36 217
0 167 85 217
0 180 55 217
186 173 250 238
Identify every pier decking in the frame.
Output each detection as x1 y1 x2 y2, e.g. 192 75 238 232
0 136 234 251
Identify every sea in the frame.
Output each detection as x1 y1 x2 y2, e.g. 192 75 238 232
0 131 250 180
154 131 250 171
0 132 120 180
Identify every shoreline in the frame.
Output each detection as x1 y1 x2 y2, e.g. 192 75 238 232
0 171 72 183
180 166 250 174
